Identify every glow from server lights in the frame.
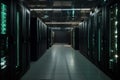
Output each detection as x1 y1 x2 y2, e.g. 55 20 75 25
115 43 117 49
115 29 118 34
1 57 7 69
115 54 118 58
1 3 7 34
1 65 7 69
30 8 91 11
1 60 6 65
115 21 118 25
115 35 118 38
109 59 113 62
116 8 118 15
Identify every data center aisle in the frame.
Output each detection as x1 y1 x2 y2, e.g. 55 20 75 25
21 44 112 80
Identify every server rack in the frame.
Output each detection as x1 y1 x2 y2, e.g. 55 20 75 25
71 28 74 48
30 17 47 61
24 5 31 75
47 27 52 48
14 2 23 79
107 1 120 79
79 20 89 56
12 1 31 79
0 0 10 80
30 17 41 61
0 0 31 80
41 22 47 54
74 27 79 50
77 0 120 79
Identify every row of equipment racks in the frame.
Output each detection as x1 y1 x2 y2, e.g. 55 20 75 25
0 0 48 80
74 0 120 80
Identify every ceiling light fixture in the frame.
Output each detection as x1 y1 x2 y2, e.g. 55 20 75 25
30 8 91 11
45 22 80 25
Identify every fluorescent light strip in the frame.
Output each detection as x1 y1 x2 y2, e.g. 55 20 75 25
45 22 80 25
30 8 91 11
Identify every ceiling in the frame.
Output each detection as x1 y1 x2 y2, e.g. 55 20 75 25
25 0 101 27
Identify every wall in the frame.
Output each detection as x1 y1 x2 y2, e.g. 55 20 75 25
53 30 71 44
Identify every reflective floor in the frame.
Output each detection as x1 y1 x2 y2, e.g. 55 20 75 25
21 44 112 80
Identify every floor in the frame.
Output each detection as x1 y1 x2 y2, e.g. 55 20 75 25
21 44 112 80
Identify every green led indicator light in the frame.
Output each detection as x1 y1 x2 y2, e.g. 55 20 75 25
1 3 7 34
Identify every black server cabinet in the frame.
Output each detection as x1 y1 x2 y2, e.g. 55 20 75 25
118 2 120 80
96 11 103 65
79 23 83 53
30 17 47 61
30 17 41 61
83 21 88 55
74 27 79 50
14 3 23 79
11 1 30 79
47 27 52 48
107 1 120 79
41 23 47 53
21 5 30 76
0 0 31 80
0 0 10 80
12 1 31 79
118 5 120 80
87 17 95 60
16 3 30 79
24 7 31 72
